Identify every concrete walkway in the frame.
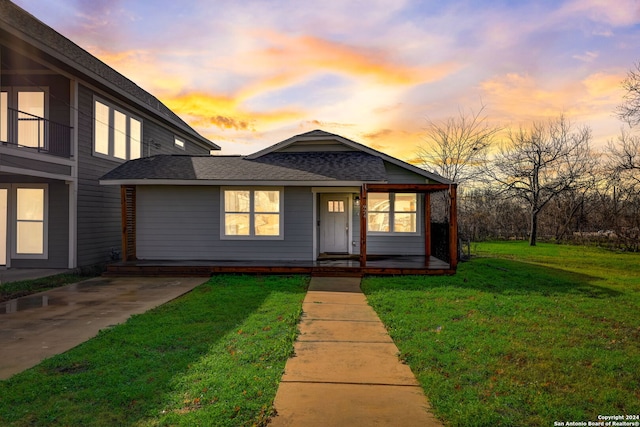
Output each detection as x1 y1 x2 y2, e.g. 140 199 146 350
270 276 442 426
0 276 206 379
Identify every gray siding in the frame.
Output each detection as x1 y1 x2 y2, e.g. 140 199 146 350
76 84 212 267
384 161 428 184
136 186 314 261
0 155 72 176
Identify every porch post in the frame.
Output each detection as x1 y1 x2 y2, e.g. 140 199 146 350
120 185 136 261
359 184 367 267
424 192 431 265
448 184 458 270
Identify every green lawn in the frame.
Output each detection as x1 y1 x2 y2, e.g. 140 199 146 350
0 273 97 303
362 242 640 427
0 275 308 427
2 245 638 426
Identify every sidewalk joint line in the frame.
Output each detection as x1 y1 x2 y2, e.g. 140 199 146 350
297 339 392 343
280 380 422 388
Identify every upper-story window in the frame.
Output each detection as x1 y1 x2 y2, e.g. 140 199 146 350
174 136 185 150
1 88 48 150
94 97 141 161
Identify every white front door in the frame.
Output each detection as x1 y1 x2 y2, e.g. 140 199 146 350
320 194 349 254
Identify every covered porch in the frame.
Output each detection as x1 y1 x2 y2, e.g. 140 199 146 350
112 182 458 277
105 255 452 277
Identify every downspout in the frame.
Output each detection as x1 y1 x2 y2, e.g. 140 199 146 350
359 184 367 267
448 184 458 270
67 79 79 269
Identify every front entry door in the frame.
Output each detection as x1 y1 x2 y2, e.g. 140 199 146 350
320 194 349 254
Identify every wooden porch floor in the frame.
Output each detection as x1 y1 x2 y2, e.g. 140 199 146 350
105 255 454 277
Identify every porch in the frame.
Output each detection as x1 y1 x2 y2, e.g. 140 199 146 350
1 107 73 158
116 182 458 276
104 255 454 277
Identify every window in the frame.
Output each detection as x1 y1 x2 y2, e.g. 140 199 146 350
1 91 8 142
222 188 283 239
18 91 45 149
1 89 48 148
328 200 345 213
93 98 142 161
174 136 185 150
367 192 417 234
14 185 48 258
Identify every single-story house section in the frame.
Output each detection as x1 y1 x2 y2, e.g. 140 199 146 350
100 130 458 276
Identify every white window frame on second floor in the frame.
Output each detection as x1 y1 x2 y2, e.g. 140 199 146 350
93 96 142 161
220 187 284 240
1 87 49 150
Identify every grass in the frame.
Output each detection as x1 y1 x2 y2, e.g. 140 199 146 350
0 273 97 303
362 242 640 427
0 274 308 427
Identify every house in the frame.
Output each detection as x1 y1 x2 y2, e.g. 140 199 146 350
0 0 219 270
100 130 459 276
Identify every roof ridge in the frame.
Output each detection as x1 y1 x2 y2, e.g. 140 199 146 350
0 0 218 150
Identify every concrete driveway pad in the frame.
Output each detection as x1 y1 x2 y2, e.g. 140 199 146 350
0 276 207 379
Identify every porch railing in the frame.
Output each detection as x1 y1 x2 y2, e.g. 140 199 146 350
1 108 73 158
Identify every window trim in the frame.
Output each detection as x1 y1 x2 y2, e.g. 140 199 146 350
1 87 50 149
220 187 284 240
93 96 143 162
11 183 49 260
367 192 420 236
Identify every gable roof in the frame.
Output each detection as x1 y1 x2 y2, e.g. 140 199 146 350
101 129 453 186
247 130 452 184
100 152 388 185
0 0 219 150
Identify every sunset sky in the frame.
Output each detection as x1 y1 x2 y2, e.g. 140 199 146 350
14 0 640 161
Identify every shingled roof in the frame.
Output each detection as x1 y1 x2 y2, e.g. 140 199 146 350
0 0 218 150
100 151 388 183
248 129 453 184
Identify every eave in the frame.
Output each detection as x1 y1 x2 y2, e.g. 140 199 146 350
99 179 386 187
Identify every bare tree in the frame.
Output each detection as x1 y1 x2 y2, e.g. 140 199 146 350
417 106 500 184
607 129 640 188
605 130 640 250
617 62 640 127
489 115 595 246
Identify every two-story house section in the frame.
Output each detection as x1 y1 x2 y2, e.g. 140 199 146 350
0 0 220 270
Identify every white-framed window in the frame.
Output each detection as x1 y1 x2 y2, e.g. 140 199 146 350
1 91 7 143
93 97 142 161
174 136 185 150
12 184 48 259
367 192 418 234
1 87 49 149
221 187 283 239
